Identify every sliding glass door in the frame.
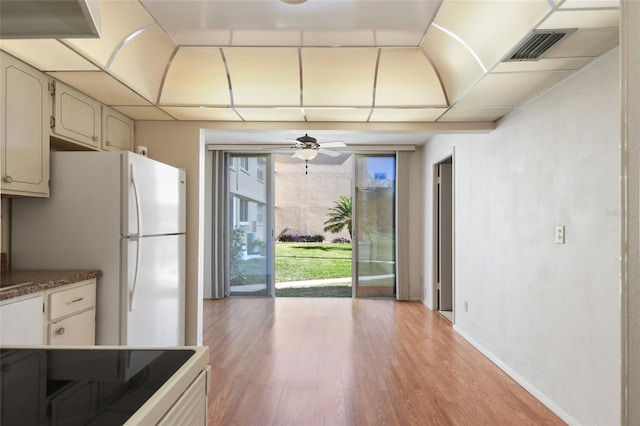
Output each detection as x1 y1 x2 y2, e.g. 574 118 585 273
353 155 396 297
227 154 274 296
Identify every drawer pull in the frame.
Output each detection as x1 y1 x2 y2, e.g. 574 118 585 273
57 327 65 335
67 297 84 304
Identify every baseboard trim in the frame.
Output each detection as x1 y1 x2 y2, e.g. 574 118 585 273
453 325 579 425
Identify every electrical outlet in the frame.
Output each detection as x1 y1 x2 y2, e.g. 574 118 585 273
555 225 565 244
464 301 469 312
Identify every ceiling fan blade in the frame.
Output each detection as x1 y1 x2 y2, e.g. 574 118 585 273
318 148 341 157
319 141 347 148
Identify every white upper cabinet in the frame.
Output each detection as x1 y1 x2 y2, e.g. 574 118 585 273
51 80 101 150
0 52 50 197
102 106 134 152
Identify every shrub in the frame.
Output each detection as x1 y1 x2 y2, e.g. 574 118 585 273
332 237 351 244
279 233 324 243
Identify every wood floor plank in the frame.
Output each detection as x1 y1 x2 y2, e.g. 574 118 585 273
203 298 565 425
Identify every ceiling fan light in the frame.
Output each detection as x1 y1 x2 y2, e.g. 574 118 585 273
296 148 318 161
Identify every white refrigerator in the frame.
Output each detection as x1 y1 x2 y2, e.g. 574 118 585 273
12 151 186 346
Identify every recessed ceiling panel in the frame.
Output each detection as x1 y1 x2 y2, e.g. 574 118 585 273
438 107 514 122
48 71 151 106
109 26 175 103
225 48 299 107
543 28 619 58
538 9 619 30
369 108 446 122
493 57 591 73
302 48 377 107
114 106 176 121
160 47 230 106
0 40 98 71
421 27 485 104
433 0 551 68
560 0 619 8
227 30 302 47
456 70 572 108
235 108 305 122
140 0 441 47
376 49 447 107
304 109 371 122
63 0 156 67
161 107 241 121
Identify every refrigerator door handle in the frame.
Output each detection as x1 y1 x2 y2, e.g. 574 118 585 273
129 238 140 312
131 163 143 237
129 163 143 311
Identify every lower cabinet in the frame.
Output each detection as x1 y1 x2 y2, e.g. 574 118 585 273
158 369 209 426
45 279 97 346
0 293 45 345
0 349 47 425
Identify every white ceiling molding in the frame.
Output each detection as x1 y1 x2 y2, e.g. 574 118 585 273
0 0 621 128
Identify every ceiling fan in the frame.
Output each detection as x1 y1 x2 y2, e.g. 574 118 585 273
265 134 347 174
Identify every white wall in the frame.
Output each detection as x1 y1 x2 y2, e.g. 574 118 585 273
422 50 621 424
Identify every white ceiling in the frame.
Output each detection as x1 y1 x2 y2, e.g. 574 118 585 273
0 0 620 145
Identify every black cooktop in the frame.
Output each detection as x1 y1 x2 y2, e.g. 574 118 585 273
0 348 195 425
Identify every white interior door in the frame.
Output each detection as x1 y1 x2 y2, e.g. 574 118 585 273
438 162 453 312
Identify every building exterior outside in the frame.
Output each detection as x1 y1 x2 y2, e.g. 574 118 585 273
274 153 352 242
228 155 267 255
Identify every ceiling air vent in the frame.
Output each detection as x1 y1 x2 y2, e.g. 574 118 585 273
505 30 574 62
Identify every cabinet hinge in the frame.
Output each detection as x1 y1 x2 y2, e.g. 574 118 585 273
50 116 55 128
48 81 56 96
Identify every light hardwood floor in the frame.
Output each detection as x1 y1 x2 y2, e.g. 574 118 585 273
203 298 564 425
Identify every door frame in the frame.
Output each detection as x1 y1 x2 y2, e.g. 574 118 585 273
432 150 455 322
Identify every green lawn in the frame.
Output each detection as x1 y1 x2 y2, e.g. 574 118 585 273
276 285 352 297
276 242 351 282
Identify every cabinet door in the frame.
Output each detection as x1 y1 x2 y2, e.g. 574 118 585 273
0 349 47 424
157 369 208 426
102 106 134 151
48 308 95 346
0 52 50 197
52 81 101 150
0 293 45 345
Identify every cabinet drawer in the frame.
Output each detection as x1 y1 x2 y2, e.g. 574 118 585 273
48 308 95 346
49 282 96 320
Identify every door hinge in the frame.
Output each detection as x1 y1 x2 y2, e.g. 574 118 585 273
437 281 441 290
437 176 441 184
48 81 56 96
50 116 55 128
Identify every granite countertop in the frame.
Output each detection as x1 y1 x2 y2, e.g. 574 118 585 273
0 270 102 301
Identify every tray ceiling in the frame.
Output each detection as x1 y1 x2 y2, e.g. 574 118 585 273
0 0 620 127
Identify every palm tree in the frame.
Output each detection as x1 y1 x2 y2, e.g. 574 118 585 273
324 196 352 239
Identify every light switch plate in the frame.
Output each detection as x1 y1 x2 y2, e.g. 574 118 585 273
555 225 565 244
